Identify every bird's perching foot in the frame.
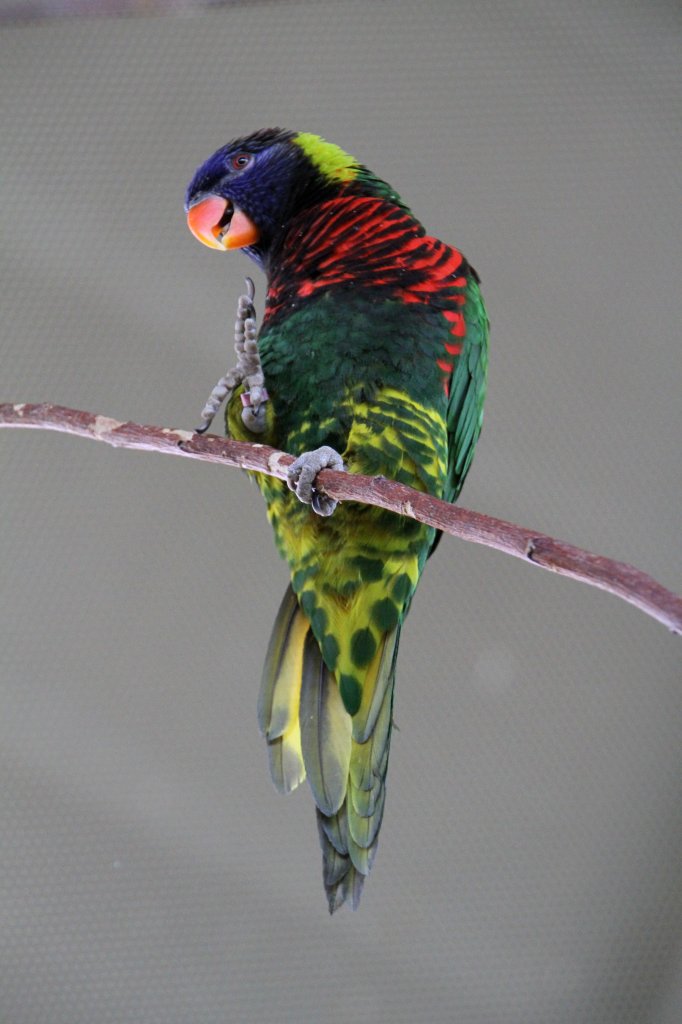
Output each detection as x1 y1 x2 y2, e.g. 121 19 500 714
195 277 269 434
287 446 345 517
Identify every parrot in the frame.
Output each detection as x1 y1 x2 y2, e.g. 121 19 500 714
185 129 489 912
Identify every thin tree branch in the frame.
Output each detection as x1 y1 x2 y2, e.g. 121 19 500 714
2 402 680 635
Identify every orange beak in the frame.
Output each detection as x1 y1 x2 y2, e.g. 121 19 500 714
186 195 260 251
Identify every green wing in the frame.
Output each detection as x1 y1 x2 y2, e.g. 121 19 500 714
444 271 489 505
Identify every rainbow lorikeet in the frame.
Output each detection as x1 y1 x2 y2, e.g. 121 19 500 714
185 129 489 912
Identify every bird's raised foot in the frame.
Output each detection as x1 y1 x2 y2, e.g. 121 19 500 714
195 277 268 434
286 446 345 517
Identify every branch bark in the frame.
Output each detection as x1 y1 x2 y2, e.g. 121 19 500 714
2 402 680 635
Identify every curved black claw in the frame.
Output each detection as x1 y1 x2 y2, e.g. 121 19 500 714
287 446 345 517
311 490 337 518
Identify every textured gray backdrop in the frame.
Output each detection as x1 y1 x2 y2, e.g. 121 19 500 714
1 2 681 1022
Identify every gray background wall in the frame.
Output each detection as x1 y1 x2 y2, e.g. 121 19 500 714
1 2 681 1022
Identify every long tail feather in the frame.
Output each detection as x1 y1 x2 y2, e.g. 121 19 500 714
257 586 306 795
300 630 352 816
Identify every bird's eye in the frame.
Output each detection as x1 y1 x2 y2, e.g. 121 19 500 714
230 153 252 171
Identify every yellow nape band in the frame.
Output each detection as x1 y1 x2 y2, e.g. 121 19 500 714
295 132 359 183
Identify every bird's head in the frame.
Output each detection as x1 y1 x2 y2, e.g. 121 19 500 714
184 128 367 267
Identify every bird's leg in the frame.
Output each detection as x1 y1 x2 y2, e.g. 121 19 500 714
195 277 269 434
287 446 346 517
235 282 269 434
